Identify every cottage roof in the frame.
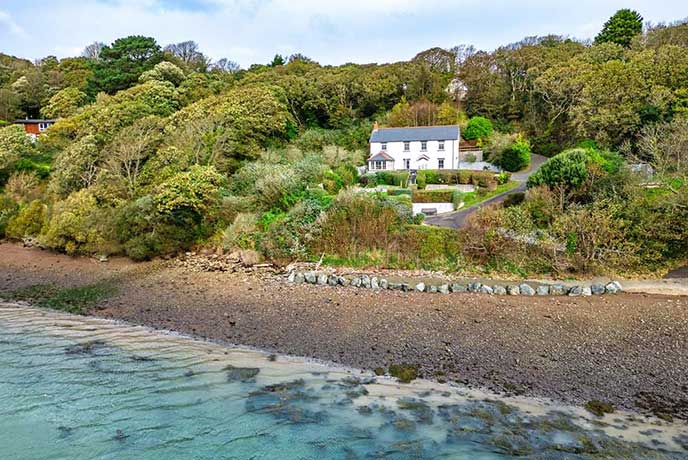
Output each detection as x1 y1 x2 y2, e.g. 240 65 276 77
14 119 56 124
370 125 460 143
369 151 394 162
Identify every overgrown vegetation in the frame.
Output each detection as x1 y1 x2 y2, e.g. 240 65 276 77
5 281 117 315
0 11 687 277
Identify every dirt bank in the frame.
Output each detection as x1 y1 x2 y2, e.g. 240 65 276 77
1 242 687 420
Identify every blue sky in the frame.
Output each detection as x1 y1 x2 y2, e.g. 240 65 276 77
0 0 686 67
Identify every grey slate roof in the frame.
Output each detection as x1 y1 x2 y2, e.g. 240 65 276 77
369 151 394 162
369 125 459 143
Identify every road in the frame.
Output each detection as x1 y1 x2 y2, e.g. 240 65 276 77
424 154 547 229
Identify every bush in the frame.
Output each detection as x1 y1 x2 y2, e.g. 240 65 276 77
4 172 40 203
0 195 19 237
498 135 531 172
223 213 260 251
503 192 526 208
416 171 426 189
6 200 47 239
374 171 409 187
463 117 493 141
412 190 454 203
452 190 464 208
388 189 412 197
41 190 110 255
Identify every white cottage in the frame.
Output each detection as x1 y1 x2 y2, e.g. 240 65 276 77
368 123 461 172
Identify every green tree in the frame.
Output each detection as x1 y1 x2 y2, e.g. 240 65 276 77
86 36 163 96
139 61 186 86
595 9 643 48
463 116 493 140
40 87 89 119
0 125 32 173
497 135 531 172
270 54 286 67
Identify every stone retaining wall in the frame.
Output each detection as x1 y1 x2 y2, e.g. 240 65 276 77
287 271 623 297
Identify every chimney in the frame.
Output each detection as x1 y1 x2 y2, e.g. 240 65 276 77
373 121 379 131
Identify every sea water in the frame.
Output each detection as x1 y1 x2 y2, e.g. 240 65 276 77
0 303 686 460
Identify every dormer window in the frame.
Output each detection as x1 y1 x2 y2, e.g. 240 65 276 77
381 142 387 151
403 141 410 151
421 141 427 152
38 122 50 132
438 141 445 151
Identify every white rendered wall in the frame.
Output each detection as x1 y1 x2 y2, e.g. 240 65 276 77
412 202 455 216
370 139 459 170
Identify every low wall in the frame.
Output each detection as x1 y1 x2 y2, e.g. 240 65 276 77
287 271 623 297
412 202 454 216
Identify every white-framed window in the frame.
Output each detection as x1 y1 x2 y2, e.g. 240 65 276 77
438 140 445 151
403 159 411 170
372 160 386 170
403 141 410 151
38 122 49 132
381 142 387 151
421 141 427 152
438 158 445 169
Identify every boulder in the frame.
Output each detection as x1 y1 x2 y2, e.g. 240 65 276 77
591 283 606 295
379 279 389 290
294 272 305 284
519 283 535 296
415 283 426 292
371 277 379 290
287 271 296 283
581 286 592 296
428 285 438 293
237 249 261 266
479 285 494 295
305 272 317 284
451 283 467 293
361 275 371 288
568 286 583 296
351 277 362 288
550 284 565 296
605 281 622 294
388 283 401 290
328 275 339 286
338 276 350 287
507 285 520 296
493 285 507 295
317 273 329 285
438 284 449 294
468 282 482 293
536 285 550 296
401 283 410 292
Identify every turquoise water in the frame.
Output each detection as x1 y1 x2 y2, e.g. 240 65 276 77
0 304 686 460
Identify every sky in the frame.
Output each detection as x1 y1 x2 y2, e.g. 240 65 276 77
0 0 686 67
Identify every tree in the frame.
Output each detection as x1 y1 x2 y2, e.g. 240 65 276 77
40 87 88 119
635 117 688 186
164 41 209 72
86 36 163 96
463 116 493 140
0 125 32 173
139 61 186 86
269 54 286 67
82 42 105 60
595 9 643 48
212 58 240 74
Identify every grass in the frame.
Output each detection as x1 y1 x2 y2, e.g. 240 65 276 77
5 281 117 315
460 181 519 208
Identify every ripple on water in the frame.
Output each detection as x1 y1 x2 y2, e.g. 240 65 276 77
0 303 686 460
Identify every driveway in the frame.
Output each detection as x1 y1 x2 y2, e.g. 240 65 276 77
424 154 547 229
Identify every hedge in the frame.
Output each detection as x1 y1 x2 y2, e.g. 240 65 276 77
360 171 410 187
412 190 454 203
416 170 507 189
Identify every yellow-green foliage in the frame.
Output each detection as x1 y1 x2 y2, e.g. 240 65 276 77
222 213 259 251
6 200 46 239
40 87 89 119
153 165 226 219
40 189 108 255
0 125 32 172
47 80 180 144
48 135 101 197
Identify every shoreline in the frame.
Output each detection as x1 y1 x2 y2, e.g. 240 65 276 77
1 242 687 421
2 301 687 452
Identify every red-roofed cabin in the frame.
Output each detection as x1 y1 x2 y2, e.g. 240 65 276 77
15 119 56 139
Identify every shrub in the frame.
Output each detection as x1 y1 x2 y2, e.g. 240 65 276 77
389 189 412 197
374 171 409 187
223 213 260 251
0 195 19 237
4 172 40 203
451 190 464 208
412 190 454 203
6 200 47 239
498 135 531 172
0 125 33 174
40 190 109 255
416 171 427 189
503 192 526 208
463 117 493 141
